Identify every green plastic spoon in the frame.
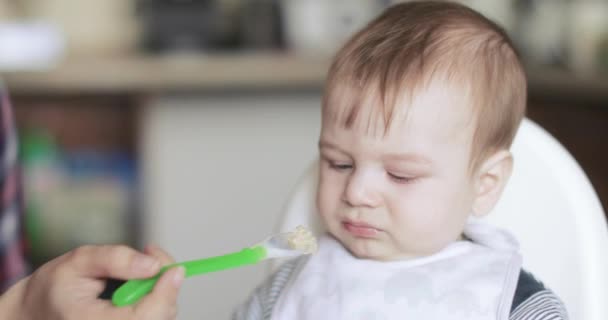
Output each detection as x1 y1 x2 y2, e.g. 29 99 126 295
111 226 317 307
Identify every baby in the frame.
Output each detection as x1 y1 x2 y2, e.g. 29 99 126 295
235 1 567 319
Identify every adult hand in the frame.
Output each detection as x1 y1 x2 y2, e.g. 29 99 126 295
0 244 183 320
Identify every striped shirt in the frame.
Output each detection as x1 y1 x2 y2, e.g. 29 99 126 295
233 259 568 320
0 85 28 293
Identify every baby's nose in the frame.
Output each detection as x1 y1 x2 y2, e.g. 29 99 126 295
342 171 382 208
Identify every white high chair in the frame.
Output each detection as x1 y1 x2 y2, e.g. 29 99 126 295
275 118 608 320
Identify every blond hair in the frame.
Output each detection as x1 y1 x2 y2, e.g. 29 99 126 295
322 1 527 171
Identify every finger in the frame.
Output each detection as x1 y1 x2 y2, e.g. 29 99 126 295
144 245 176 266
65 245 161 280
134 266 184 319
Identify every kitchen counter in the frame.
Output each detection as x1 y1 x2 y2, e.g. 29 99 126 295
3 53 608 104
2 53 330 94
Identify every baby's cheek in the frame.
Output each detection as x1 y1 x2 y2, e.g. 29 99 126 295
392 203 444 236
318 177 340 201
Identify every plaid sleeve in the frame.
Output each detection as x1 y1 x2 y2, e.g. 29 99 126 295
0 88 29 293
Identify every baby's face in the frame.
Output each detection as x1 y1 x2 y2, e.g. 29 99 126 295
317 81 478 260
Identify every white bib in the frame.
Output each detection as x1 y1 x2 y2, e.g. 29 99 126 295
271 223 522 320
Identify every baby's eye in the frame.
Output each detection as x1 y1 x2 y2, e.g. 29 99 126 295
387 172 416 184
328 160 353 171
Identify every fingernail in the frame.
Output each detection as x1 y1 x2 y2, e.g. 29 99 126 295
172 267 185 288
133 255 160 273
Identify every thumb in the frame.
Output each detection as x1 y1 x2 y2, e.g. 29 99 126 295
134 266 185 320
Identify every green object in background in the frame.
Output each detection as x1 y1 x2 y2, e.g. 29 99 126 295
19 129 61 266
20 129 59 164
111 246 267 307
19 128 135 266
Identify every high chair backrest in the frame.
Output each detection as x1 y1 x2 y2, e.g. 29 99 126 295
275 118 608 320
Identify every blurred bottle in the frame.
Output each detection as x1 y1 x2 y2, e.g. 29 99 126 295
567 1 608 76
136 0 228 53
280 0 385 56
599 34 608 75
239 0 284 50
513 0 569 68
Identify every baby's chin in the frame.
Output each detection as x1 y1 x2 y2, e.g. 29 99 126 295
348 246 416 261
326 223 446 261
338 234 438 261
352 248 434 262
339 235 406 261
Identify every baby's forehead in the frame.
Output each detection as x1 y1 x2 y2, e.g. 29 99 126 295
323 78 477 139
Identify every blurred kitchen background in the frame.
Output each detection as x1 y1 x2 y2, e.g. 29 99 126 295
0 0 607 318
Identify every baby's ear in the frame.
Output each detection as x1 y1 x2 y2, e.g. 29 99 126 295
471 150 513 217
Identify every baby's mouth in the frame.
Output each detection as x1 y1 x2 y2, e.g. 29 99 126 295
342 220 380 238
